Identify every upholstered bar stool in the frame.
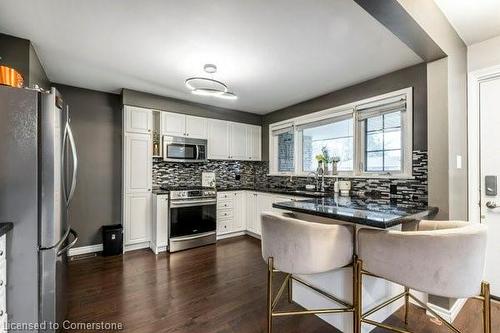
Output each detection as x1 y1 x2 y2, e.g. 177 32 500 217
356 220 490 333
261 212 355 333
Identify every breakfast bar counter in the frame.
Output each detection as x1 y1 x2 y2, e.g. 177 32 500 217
271 195 438 333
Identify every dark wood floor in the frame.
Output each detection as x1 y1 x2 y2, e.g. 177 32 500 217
68 236 499 333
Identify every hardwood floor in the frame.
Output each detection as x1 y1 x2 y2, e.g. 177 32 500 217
68 236 499 333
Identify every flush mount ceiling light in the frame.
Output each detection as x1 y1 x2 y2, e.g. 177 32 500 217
185 64 237 100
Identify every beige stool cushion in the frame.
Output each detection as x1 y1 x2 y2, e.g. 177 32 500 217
261 212 353 275
358 221 487 298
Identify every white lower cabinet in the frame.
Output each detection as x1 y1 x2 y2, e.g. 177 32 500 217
0 235 7 331
217 191 245 237
151 194 169 254
242 191 305 238
124 193 152 246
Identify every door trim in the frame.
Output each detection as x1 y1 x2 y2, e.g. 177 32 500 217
467 64 500 223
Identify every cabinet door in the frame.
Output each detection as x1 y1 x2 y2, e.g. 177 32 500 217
229 122 248 160
124 133 152 193
125 106 152 134
125 193 151 244
245 192 258 233
207 119 230 159
185 115 207 139
161 112 186 137
233 192 245 232
247 125 262 161
156 195 169 247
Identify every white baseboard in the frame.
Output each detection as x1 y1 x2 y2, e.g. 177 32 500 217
149 241 167 254
427 298 467 323
68 243 103 257
124 241 150 253
217 231 246 240
244 230 261 239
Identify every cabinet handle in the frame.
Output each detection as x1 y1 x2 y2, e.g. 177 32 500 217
0 250 3 256
0 310 3 316
148 189 151 192
0 280 4 286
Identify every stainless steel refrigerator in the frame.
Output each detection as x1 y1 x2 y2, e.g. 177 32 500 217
0 85 79 332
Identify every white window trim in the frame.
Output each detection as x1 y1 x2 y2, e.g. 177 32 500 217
268 87 413 178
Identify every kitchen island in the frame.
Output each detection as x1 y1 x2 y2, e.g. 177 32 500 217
272 196 438 333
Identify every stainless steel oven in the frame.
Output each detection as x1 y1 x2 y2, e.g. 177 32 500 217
167 187 217 252
163 135 207 162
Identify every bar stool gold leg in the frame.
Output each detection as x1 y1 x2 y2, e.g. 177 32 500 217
481 282 491 333
404 287 410 325
267 257 274 333
355 258 363 333
287 275 293 304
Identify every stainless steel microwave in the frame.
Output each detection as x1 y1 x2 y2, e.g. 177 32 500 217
163 136 207 162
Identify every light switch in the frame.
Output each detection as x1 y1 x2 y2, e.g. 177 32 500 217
456 155 462 169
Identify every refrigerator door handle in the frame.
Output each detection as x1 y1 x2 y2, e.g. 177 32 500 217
62 106 78 208
40 227 71 251
57 228 78 256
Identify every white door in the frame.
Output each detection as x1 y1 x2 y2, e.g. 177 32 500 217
233 192 245 231
246 192 258 233
479 76 500 297
125 106 152 134
246 125 262 161
161 112 186 137
185 115 207 139
207 119 230 160
230 122 248 160
124 133 152 193
125 193 151 244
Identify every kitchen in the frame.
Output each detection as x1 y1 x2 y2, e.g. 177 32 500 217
0 1 499 333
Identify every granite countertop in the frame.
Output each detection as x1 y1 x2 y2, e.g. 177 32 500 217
0 223 13 237
152 186 331 198
272 196 438 229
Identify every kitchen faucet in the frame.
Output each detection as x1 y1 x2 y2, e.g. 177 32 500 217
307 170 325 192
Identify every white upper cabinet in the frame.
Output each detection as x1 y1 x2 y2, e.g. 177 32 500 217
125 106 152 134
207 119 230 159
161 112 185 137
208 120 262 161
124 133 152 193
246 125 261 161
161 112 208 139
229 122 248 160
185 115 208 139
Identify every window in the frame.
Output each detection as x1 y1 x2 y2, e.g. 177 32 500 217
271 125 295 173
357 94 410 176
300 117 353 173
268 88 412 178
364 111 402 172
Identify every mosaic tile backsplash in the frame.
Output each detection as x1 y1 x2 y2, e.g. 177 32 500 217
153 150 428 204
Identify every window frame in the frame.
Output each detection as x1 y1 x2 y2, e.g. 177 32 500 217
268 87 413 178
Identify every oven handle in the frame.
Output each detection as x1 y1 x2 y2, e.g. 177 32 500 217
195 144 200 160
170 199 217 208
170 231 216 242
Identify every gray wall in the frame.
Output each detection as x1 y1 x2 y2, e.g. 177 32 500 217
55 84 122 247
261 63 427 160
0 33 50 90
122 88 262 125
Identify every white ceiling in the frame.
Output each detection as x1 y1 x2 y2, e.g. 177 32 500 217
434 0 500 46
0 0 422 114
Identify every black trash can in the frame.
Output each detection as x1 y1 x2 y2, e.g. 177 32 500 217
102 224 123 256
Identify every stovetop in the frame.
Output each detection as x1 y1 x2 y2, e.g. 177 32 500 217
160 185 214 192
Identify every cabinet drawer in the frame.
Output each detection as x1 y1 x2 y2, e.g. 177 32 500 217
217 200 233 210
217 209 233 220
0 260 6 289
217 218 232 234
217 192 232 200
0 236 5 260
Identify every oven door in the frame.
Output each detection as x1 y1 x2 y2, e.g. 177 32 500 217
169 199 216 238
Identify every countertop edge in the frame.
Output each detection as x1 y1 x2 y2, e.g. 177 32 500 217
0 223 13 237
